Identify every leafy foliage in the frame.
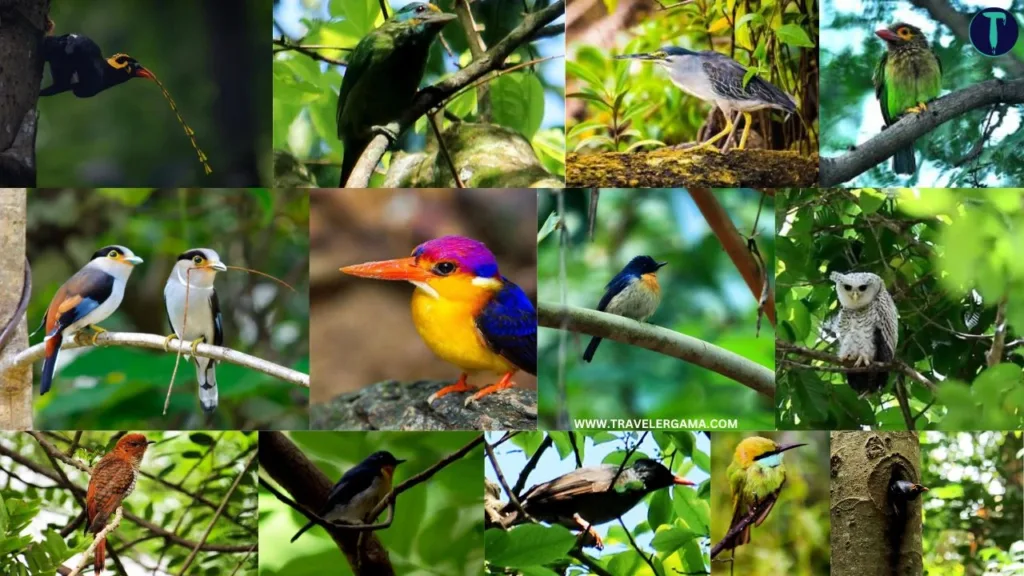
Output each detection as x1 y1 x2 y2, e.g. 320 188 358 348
710 431 830 576
921 432 1022 575
776 189 1024 430
0 431 257 576
272 0 565 186
27 190 310 430
820 0 1024 186
485 431 711 576
258 431 483 576
537 189 775 430
567 0 818 153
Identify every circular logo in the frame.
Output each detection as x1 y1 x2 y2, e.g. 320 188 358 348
969 8 1019 57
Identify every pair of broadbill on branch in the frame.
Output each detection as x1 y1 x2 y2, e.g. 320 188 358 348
34 246 230 413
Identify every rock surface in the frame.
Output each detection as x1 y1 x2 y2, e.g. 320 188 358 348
310 380 537 431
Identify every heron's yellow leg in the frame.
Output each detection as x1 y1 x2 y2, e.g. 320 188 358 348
737 112 754 150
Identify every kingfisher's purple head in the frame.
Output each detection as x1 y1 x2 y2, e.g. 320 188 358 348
412 236 500 279
341 235 504 301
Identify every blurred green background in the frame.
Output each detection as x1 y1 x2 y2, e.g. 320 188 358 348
566 0 818 155
0 430 258 576
710 431 830 576
38 0 271 187
258 431 484 576
272 0 566 187
27 189 309 430
921 431 1023 575
776 189 1024 430
820 0 1024 186
537 189 775 429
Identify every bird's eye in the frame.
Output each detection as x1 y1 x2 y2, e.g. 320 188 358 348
858 285 868 292
842 284 852 291
433 262 456 276
897 27 911 39
108 250 119 258
192 255 203 264
415 4 426 12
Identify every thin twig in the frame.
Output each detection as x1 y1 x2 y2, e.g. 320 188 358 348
428 112 465 188
619 516 660 576
67 507 123 576
511 434 553 497
177 450 258 575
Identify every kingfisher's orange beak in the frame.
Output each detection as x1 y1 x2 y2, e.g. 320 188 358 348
341 257 433 282
673 476 696 486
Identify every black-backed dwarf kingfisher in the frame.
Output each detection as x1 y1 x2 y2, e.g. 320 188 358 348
582 255 666 362
290 450 405 542
40 34 156 97
37 245 143 395
341 235 537 406
163 248 227 414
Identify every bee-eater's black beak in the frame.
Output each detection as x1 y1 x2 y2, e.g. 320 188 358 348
773 442 806 455
147 440 157 445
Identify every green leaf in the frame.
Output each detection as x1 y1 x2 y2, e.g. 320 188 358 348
485 525 576 568
775 23 815 48
491 73 545 139
650 525 699 552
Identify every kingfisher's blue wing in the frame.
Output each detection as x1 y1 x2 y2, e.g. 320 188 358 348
476 278 537 375
595 272 637 312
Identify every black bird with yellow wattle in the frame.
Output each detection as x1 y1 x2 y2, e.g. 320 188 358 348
40 34 156 98
290 450 405 542
503 458 695 549
38 23 213 174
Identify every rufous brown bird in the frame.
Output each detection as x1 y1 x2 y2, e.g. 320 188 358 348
85 433 155 574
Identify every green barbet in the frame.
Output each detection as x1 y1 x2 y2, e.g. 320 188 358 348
722 436 805 551
336 2 456 186
873 22 942 175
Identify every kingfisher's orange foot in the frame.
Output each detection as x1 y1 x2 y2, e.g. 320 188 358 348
464 372 516 407
427 373 473 405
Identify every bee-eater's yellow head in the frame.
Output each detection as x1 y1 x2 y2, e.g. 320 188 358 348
733 436 806 468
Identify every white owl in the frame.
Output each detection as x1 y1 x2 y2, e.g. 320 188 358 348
830 271 899 395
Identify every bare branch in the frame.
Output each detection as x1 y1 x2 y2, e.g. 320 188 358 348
777 341 937 392
539 302 775 398
0 331 309 388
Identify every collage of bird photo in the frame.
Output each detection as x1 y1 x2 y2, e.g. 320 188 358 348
0 0 1023 575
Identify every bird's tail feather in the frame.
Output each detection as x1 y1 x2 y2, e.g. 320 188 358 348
290 521 315 543
582 337 602 363
40 333 62 395
892 146 916 175
95 536 106 574
197 359 218 414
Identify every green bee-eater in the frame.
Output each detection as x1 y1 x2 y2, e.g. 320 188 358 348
722 436 805 551
337 2 456 186
873 22 942 175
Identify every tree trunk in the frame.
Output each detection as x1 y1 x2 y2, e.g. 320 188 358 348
0 189 33 429
0 0 48 186
830 431 924 576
